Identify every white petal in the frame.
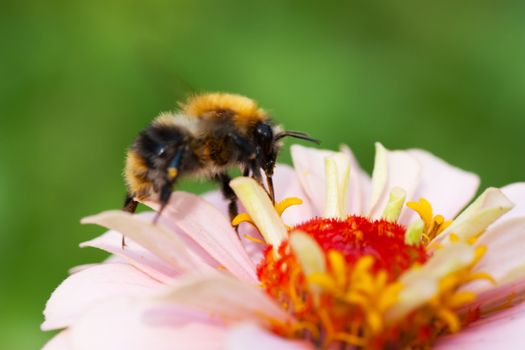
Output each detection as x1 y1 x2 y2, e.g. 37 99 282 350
291 145 347 216
430 188 514 247
340 144 371 214
406 149 479 222
42 331 72 350
500 182 525 221
323 153 350 219
368 143 421 220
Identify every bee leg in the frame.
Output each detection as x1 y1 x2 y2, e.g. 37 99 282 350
121 194 139 248
215 173 239 235
123 194 138 213
153 183 173 224
266 174 275 203
153 147 185 224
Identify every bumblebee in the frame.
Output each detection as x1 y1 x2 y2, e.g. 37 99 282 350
123 92 319 222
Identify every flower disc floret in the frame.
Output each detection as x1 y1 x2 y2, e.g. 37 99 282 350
293 216 428 279
256 216 430 348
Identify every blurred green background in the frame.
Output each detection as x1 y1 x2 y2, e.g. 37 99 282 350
1 0 524 348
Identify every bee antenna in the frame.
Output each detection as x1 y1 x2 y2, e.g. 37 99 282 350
275 131 321 144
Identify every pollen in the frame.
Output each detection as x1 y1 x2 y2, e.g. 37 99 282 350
407 198 452 244
257 216 429 348
255 216 493 349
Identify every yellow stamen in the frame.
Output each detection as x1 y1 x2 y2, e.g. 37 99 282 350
473 245 488 266
436 307 461 333
275 197 303 216
332 332 365 346
243 234 266 245
366 311 383 334
308 273 337 291
449 233 460 242
378 282 403 311
289 266 308 313
448 291 476 308
232 213 255 227
319 309 335 345
344 292 369 308
407 198 433 231
292 321 320 339
465 271 496 285
327 250 347 288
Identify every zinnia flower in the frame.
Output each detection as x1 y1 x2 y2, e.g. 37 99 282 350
41 143 525 349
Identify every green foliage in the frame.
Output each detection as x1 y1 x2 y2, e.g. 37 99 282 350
1 0 524 348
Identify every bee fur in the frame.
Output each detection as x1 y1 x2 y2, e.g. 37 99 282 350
123 92 319 226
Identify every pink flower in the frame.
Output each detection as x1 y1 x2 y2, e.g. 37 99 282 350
41 144 525 349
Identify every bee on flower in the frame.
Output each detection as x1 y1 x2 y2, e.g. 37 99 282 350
42 143 525 350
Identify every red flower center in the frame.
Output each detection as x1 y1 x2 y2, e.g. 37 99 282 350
292 216 428 279
256 215 430 348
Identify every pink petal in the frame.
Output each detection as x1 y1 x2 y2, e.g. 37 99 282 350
203 191 266 265
291 145 349 216
406 149 479 222
501 182 525 221
435 300 525 349
369 146 421 220
202 190 230 217
42 331 71 350
148 192 257 282
462 218 525 306
42 263 162 330
81 210 213 274
463 278 525 316
160 273 292 325
81 230 178 283
70 298 226 350
475 218 525 286
227 323 314 350
340 144 371 214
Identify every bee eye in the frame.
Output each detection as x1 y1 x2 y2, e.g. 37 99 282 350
255 123 273 140
156 146 167 157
